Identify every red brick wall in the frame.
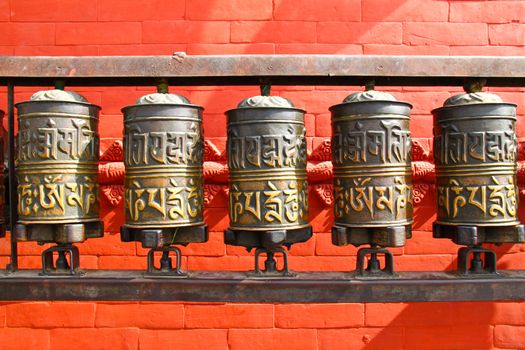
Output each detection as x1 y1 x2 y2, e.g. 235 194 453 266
1 0 525 349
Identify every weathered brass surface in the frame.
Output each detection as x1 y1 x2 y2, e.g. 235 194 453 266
15 89 103 243
331 90 413 248
120 92 208 248
432 92 524 245
224 95 312 249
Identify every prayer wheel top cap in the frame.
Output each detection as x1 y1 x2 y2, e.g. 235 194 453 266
342 90 398 103
135 92 191 105
29 89 88 103
237 95 295 108
443 92 504 106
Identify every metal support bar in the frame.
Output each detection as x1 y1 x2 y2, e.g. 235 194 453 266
2 55 525 87
1 270 525 302
6 82 17 272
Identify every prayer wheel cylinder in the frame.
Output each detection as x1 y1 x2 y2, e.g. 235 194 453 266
120 93 208 248
224 96 312 249
331 90 413 247
15 89 103 243
432 92 524 245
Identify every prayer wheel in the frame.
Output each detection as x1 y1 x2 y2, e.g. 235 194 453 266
331 90 413 247
120 92 208 248
330 89 413 276
224 94 312 274
15 89 103 274
433 92 524 245
120 90 208 275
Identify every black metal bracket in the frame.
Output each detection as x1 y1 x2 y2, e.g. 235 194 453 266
253 247 294 277
356 247 396 277
41 244 81 276
457 246 497 275
146 246 185 277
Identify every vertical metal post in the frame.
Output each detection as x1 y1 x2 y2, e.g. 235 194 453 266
6 81 17 272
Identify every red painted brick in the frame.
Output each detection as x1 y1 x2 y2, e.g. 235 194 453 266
316 232 358 256
143 21 230 44
0 23 55 45
494 325 525 348
288 235 316 256
275 303 363 328
231 21 316 44
405 231 458 255
50 328 139 350
0 0 8 21
318 22 402 44
394 254 455 271
289 256 354 271
14 45 99 56
364 44 450 55
274 0 361 21
304 113 315 137
404 23 488 46
10 0 96 21
187 43 275 54
490 23 525 46
188 256 253 271
101 87 145 114
451 1 525 24
410 115 434 138
228 329 317 350
97 44 186 56
180 231 225 257
366 0 448 22
185 304 273 328
451 45 525 56
6 302 95 328
276 43 362 54
204 208 229 231
365 303 457 326
404 326 492 350
280 90 349 114
497 252 525 269
203 114 227 137
492 302 525 325
56 22 141 45
79 232 135 256
95 303 183 328
98 255 152 270
318 327 404 350
187 0 272 20
0 304 5 327
315 113 331 137
98 0 185 21
0 328 49 350
140 329 227 350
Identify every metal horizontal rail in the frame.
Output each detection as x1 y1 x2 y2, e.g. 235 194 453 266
2 55 525 87
1 270 525 302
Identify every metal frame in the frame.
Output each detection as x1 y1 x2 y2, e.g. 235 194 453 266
2 54 525 302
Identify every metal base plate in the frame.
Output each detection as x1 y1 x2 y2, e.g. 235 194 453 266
224 226 312 250
433 222 525 245
15 221 104 244
121 224 208 248
332 224 411 248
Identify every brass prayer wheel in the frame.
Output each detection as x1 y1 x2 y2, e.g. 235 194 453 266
331 90 413 248
120 92 208 249
432 92 524 245
224 95 312 250
15 89 103 244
